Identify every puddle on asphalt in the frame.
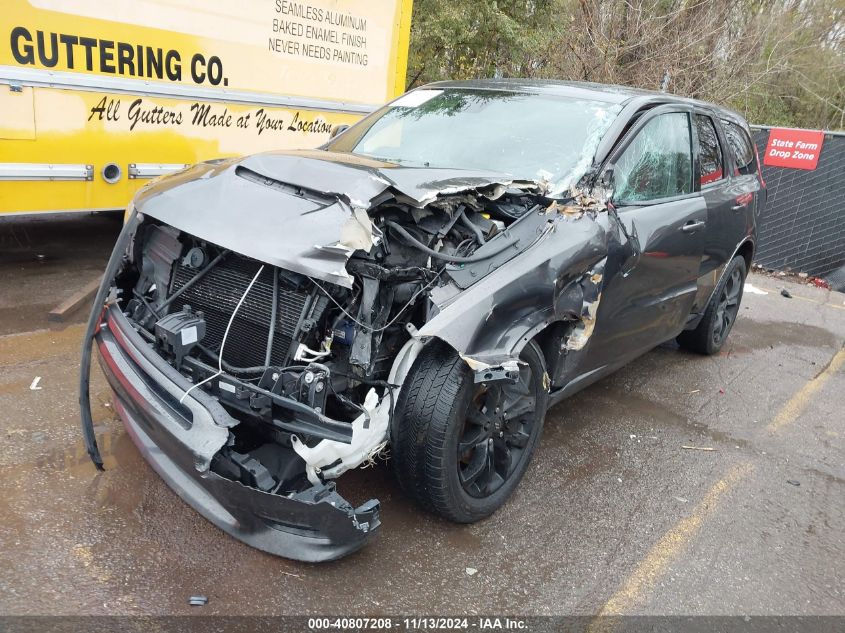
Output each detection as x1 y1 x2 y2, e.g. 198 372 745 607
31 426 129 473
730 320 839 351
21 417 448 549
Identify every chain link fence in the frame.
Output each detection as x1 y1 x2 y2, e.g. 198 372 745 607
750 126 845 289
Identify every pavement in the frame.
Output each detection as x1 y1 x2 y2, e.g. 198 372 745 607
0 215 843 616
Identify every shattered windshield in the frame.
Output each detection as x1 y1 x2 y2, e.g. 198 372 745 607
331 89 622 195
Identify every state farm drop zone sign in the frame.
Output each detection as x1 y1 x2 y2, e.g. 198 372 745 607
763 128 825 170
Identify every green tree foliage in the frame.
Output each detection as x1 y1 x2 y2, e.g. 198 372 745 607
407 1 558 84
407 0 845 129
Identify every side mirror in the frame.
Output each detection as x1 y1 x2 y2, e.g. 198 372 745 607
329 124 350 139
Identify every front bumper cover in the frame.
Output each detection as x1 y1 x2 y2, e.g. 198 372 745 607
95 305 380 562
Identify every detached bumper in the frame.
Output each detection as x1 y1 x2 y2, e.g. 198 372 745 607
95 306 380 562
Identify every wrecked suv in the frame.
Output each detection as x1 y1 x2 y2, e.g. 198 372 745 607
80 80 763 561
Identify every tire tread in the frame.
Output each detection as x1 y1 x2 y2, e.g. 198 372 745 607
393 340 547 523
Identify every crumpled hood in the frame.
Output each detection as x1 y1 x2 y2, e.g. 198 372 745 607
234 149 533 207
133 149 536 287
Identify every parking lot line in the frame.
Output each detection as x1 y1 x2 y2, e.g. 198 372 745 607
590 344 844 621
767 346 845 433
786 293 845 311
594 462 752 618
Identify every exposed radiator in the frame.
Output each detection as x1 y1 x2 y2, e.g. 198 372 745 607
168 255 312 369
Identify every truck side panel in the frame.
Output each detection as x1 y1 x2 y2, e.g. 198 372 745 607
0 0 411 215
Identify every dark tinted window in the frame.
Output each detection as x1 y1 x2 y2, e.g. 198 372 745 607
722 120 757 175
614 112 693 203
694 114 724 185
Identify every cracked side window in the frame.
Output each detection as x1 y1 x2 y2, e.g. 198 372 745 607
614 112 692 204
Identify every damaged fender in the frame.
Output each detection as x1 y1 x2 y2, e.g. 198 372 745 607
419 202 634 373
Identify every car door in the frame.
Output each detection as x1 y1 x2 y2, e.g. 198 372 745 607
585 105 707 372
689 110 750 314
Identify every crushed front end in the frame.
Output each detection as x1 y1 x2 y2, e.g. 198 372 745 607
92 220 387 561
96 301 379 561
80 148 615 561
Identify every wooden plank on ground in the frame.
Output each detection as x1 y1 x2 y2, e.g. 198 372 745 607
47 276 102 322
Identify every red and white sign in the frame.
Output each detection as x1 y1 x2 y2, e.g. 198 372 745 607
763 128 825 170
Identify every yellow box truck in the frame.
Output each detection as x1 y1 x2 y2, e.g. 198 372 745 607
0 0 413 215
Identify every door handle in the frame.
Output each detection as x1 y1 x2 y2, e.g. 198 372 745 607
680 220 705 233
732 193 753 211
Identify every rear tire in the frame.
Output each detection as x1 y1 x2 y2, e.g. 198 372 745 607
677 255 746 355
392 340 548 523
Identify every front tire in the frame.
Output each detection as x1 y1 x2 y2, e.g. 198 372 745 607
392 340 548 523
677 255 747 355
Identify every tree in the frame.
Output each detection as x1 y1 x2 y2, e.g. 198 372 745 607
407 0 845 129
407 1 557 85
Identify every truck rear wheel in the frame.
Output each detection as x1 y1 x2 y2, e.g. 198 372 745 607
392 340 548 523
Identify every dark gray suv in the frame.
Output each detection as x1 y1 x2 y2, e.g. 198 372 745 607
80 80 764 561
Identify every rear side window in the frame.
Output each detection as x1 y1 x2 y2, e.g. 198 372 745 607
613 112 693 203
694 114 724 185
722 120 757 175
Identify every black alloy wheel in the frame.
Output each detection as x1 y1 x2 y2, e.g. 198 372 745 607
392 340 548 523
677 254 747 355
713 265 743 347
457 364 538 498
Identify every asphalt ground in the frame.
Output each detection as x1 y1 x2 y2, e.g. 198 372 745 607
0 214 843 617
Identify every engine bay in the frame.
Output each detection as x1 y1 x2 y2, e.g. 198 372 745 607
112 185 550 497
